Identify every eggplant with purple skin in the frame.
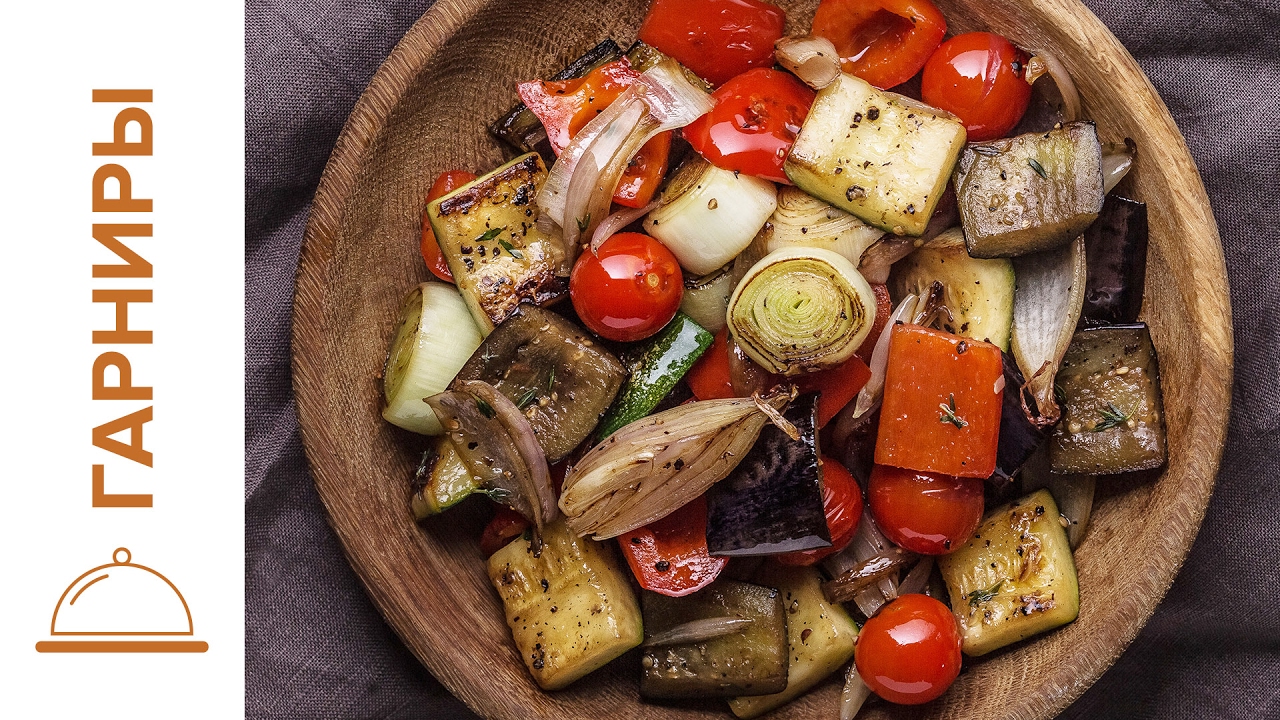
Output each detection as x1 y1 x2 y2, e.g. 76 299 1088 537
706 393 831 556
993 351 1048 482
1081 195 1148 326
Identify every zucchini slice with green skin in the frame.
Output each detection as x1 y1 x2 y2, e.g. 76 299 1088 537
453 305 625 463
640 580 789 699
426 153 566 335
597 313 713 439
938 488 1080 657
706 393 830 557
410 437 478 519
487 519 643 690
728 564 859 719
785 72 966 236
889 228 1016 351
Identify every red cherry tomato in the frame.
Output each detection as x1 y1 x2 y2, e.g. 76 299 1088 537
420 170 477 282
687 327 736 400
867 464 984 555
683 68 815 183
479 506 530 557
921 32 1032 141
777 458 863 565
856 593 962 704
638 0 785 87
811 0 947 89
617 496 727 597
570 232 683 342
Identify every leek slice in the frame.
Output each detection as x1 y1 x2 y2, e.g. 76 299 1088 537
644 156 777 275
381 282 484 435
727 247 875 376
761 186 884 265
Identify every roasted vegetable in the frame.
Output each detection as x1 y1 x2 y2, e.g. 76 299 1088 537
598 313 713 439
490 39 624 161
1081 195 1149 326
938 489 1080 656
706 393 830 556
452 305 625 463
728 564 859 719
954 120 1104 258
1010 235 1087 424
625 39 716 93
993 352 1047 481
640 580 789 699
410 437 478 519
785 72 967 236
754 185 885 266
680 264 736 333
875 324 1005 478
382 282 484 435
888 227 1016 351
487 519 643 689
426 153 566 333
618 495 727 597
1049 323 1167 474
727 246 877 376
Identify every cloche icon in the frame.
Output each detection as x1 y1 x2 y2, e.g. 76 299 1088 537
35 548 207 653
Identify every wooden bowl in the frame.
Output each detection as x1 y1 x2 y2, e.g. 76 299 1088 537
292 1 1232 718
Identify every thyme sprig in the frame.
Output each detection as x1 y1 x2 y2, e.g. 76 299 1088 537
939 393 968 429
1093 402 1131 431
1027 157 1048 179
967 580 1005 607
476 227 504 242
497 238 523 259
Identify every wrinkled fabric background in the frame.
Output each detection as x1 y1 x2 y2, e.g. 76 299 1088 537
245 0 1280 717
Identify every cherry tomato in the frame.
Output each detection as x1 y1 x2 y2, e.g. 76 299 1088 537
777 458 863 565
570 232 683 342
617 496 727 597
420 170 477 282
637 0 785 87
683 68 814 183
856 593 962 704
921 32 1032 141
867 464 984 555
687 327 736 400
479 506 530 557
811 0 947 89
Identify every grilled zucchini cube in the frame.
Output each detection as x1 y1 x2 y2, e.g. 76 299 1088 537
785 72 966 236
1049 323 1167 474
410 436 478 518
427 153 566 334
487 520 643 690
954 121 1104 258
938 489 1080 657
640 580 789 699
728 565 859 719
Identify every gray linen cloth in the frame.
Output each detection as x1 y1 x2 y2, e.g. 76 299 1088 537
246 1 1280 717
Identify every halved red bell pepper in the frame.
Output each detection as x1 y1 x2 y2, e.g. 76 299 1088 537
875 324 1004 478
792 356 873 429
517 59 671 207
617 495 727 597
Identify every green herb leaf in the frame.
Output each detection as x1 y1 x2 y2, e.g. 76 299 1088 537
1093 402 1130 431
967 580 1004 607
477 487 512 503
1054 382 1068 407
476 398 496 419
515 387 540 410
476 227 504 242
1027 157 1048 179
939 393 968 429
497 238 524 259
971 145 1001 157
576 214 591 233
547 367 555 392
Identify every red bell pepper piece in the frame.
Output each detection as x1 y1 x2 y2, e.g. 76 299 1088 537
855 283 893 364
875 324 1003 478
479 507 530 557
517 59 672 207
792 355 873 429
617 496 727 597
686 327 737 400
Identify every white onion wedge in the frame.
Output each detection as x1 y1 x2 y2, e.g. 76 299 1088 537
1011 236 1087 424
776 35 841 90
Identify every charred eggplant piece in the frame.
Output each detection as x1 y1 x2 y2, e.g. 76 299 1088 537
640 580 789 699
706 393 831 556
1049 324 1167 474
489 39 623 162
453 305 625 463
1081 195 1149 326
955 121 1104 258
994 352 1048 482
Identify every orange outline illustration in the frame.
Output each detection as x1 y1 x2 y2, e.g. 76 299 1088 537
35 548 208 653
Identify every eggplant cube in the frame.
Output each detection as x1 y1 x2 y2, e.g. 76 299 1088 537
1081 195 1149 325
1049 323 1167 474
487 520 643 690
938 489 1080 657
706 393 830 556
640 581 789 699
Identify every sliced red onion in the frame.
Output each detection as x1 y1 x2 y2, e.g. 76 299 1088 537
590 200 657 255
850 293 920 419
642 617 755 648
775 36 841 90
1025 51 1080 122
728 335 772 397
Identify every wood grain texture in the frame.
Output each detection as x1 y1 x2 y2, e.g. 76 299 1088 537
291 1 1232 718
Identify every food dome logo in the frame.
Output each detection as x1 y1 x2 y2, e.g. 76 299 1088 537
35 548 208 653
